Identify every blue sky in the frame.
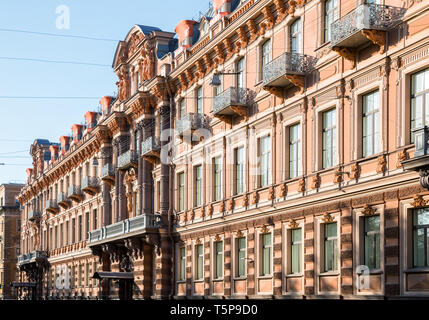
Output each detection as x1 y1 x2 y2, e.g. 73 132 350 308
0 0 206 184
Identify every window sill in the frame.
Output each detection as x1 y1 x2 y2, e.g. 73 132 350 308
356 269 383 275
212 278 224 282
404 267 429 274
257 275 273 279
285 273 304 278
233 276 247 281
318 271 340 277
176 280 186 284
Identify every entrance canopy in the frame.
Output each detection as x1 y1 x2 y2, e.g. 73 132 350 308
92 272 134 280
10 282 37 288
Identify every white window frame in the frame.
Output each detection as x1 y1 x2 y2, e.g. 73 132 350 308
256 227 273 294
283 219 305 295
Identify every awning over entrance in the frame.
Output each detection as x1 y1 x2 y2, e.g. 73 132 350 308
92 272 134 280
10 282 37 288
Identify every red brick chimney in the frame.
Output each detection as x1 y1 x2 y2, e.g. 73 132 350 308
71 124 83 143
59 136 70 155
100 96 113 115
213 0 231 18
49 145 59 162
175 20 198 50
84 111 98 132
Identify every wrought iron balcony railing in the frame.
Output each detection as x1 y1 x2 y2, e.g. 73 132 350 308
330 4 406 48
57 192 70 208
213 87 250 117
117 150 138 170
45 200 59 214
176 113 209 137
262 52 317 89
18 250 47 266
68 185 83 201
88 214 160 244
28 210 41 221
141 136 161 158
82 176 99 194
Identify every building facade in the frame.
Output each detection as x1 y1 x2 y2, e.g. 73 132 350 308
0 183 23 299
17 0 429 299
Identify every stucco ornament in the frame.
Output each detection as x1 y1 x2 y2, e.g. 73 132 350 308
116 65 130 101
124 168 137 215
139 41 156 81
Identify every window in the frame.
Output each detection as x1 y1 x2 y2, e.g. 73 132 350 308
72 218 76 244
236 237 246 277
66 221 69 245
261 40 271 80
93 209 97 230
179 99 186 119
259 136 271 187
290 228 302 274
156 180 161 211
289 124 301 179
196 87 203 114
85 212 90 240
86 263 90 286
413 208 429 267
322 108 337 169
411 68 429 143
79 264 83 287
324 223 338 272
364 215 380 270
362 91 380 157
194 165 202 207
237 58 245 88
60 223 63 247
213 156 222 201
78 215 82 242
234 147 245 195
324 0 338 42
178 172 185 212
214 241 223 279
215 74 223 96
55 225 58 249
261 233 272 276
195 244 203 280
178 247 186 281
290 19 302 54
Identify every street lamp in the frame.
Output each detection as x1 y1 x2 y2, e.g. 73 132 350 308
209 71 240 87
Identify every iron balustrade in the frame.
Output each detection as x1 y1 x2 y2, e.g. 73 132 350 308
213 87 249 115
141 136 161 156
57 192 68 204
176 113 209 135
17 251 47 266
88 214 159 244
101 163 115 178
28 210 41 221
82 176 99 189
45 200 58 210
67 185 82 198
330 4 406 48
117 150 138 169
262 52 317 87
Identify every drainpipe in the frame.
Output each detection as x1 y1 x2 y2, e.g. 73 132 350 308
164 77 176 299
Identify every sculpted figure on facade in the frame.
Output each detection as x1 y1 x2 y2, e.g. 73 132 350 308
139 41 156 82
124 168 137 215
116 65 130 101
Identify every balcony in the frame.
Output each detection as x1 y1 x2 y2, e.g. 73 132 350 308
213 87 249 120
141 136 160 165
117 150 138 171
45 200 59 214
176 113 209 140
28 210 41 222
262 52 317 95
88 214 160 245
18 250 47 266
68 185 83 202
330 4 406 63
82 176 99 195
57 192 70 209
101 163 115 186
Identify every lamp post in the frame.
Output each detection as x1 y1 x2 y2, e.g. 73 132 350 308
209 71 240 87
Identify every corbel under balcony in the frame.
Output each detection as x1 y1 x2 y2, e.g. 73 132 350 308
329 4 406 67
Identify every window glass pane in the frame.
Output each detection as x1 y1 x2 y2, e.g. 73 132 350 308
291 228 302 274
237 237 246 277
326 222 337 238
414 228 425 267
415 208 429 225
216 242 223 278
289 124 301 178
235 147 244 194
262 234 271 275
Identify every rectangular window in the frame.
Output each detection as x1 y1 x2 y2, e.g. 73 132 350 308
54 225 58 249
324 223 338 272
179 247 186 281
195 244 203 280
364 215 380 270
196 87 203 114
259 136 271 187
93 209 97 230
79 264 83 287
261 40 271 80
324 0 338 42
236 237 246 277
234 147 245 195
179 99 186 119
215 74 223 96
261 233 272 276
322 108 337 169
66 221 69 245
213 156 222 201
237 58 245 88
86 263 90 286
72 218 76 244
85 212 90 240
157 181 161 211
289 124 301 179
290 18 302 54
60 223 63 248
411 68 429 143
362 91 380 157
413 208 429 267
178 172 185 212
214 241 223 279
194 165 202 207
290 228 302 274
78 215 82 242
